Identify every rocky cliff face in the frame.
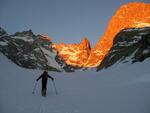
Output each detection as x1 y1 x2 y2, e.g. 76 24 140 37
97 27 150 71
52 2 150 68
53 37 91 67
0 28 62 71
85 2 150 67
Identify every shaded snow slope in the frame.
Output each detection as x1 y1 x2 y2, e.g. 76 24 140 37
0 53 150 113
40 47 61 70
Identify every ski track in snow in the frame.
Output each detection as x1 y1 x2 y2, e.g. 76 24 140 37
0 53 150 113
39 100 45 113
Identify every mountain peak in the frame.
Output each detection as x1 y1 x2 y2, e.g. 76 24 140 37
81 37 89 43
85 2 150 67
40 34 52 42
80 37 91 50
14 29 34 37
0 27 8 37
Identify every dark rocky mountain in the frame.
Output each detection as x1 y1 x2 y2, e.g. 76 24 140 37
97 27 150 71
0 27 64 72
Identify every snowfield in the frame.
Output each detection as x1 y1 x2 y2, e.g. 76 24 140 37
0 53 150 113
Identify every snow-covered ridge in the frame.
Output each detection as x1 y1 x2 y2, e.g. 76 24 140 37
0 41 8 46
11 36 34 42
0 29 63 71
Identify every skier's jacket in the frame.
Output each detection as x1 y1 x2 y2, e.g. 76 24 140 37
36 71 54 90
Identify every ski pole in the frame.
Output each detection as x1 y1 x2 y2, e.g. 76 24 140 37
52 80 58 95
32 81 38 94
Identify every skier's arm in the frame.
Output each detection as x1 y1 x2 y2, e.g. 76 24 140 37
48 75 54 81
36 75 42 81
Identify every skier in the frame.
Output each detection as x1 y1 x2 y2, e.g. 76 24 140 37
36 70 54 96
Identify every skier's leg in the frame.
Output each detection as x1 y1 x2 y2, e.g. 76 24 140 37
41 87 44 96
43 88 46 96
41 86 46 96
41 80 47 97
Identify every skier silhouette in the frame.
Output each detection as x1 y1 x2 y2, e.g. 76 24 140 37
36 70 54 96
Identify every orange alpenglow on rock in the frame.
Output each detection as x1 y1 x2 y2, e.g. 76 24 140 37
85 2 150 67
53 37 91 67
53 2 150 68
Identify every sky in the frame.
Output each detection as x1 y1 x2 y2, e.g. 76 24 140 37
0 0 149 47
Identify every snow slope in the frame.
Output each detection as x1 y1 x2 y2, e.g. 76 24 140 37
40 47 61 70
0 53 150 113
